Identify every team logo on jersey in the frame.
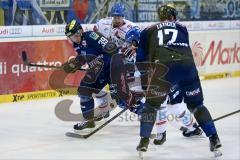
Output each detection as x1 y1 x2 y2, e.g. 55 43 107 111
89 32 100 40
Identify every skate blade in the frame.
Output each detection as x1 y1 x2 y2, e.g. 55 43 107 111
213 149 222 158
138 151 144 160
184 134 206 138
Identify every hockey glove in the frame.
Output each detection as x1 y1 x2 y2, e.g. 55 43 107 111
119 45 137 62
129 98 145 115
62 58 81 73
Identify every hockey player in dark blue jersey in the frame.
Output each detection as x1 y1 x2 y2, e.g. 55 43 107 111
63 20 141 131
125 5 222 157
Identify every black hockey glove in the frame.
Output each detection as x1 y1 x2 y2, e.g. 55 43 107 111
119 45 137 62
62 58 82 73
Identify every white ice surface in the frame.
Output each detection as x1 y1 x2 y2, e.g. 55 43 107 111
0 77 239 160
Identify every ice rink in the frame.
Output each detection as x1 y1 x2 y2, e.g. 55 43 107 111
0 77 239 160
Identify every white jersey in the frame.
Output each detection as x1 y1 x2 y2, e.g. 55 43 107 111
94 17 135 48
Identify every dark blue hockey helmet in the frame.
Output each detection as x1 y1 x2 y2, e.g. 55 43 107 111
110 3 125 17
125 26 141 46
65 19 83 37
158 4 178 21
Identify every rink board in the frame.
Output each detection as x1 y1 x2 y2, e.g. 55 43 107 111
0 22 239 103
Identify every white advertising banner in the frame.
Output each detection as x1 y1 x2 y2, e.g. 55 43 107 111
0 26 32 38
0 21 239 77
230 20 240 29
32 25 65 36
1 20 239 38
190 30 240 75
201 21 231 30
182 21 203 31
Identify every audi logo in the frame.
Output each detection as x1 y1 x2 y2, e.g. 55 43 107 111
56 27 65 33
9 28 22 34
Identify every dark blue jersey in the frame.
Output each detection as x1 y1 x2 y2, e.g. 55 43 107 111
136 21 193 62
73 31 111 57
72 31 117 71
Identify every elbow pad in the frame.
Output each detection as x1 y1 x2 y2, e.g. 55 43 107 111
103 41 118 55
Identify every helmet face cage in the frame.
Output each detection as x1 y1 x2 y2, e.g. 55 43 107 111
158 5 178 21
65 20 83 37
110 3 125 17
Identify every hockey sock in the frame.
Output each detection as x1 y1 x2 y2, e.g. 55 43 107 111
140 103 157 138
156 106 168 134
193 105 217 136
80 97 94 120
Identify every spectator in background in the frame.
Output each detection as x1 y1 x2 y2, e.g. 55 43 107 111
14 0 48 25
0 0 14 25
189 0 200 19
0 0 48 25
66 0 96 24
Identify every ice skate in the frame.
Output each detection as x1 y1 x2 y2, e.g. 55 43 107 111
137 137 150 160
209 134 222 158
136 137 150 152
153 131 166 145
182 124 203 137
74 120 95 133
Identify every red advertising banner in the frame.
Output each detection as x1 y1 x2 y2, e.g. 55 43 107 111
0 39 84 95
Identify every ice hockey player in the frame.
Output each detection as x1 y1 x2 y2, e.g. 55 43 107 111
125 4 222 156
93 3 143 114
125 27 203 146
63 19 141 131
94 3 135 48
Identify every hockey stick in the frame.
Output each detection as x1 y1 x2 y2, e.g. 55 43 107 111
212 109 240 122
22 51 63 69
196 109 240 128
150 109 240 140
65 107 128 139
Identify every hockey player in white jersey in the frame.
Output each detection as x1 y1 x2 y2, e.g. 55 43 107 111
94 3 135 48
92 3 142 116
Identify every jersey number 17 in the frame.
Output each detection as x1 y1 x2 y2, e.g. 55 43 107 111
157 29 178 46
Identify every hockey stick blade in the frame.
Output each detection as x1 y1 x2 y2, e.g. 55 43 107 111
21 51 62 69
65 132 89 138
